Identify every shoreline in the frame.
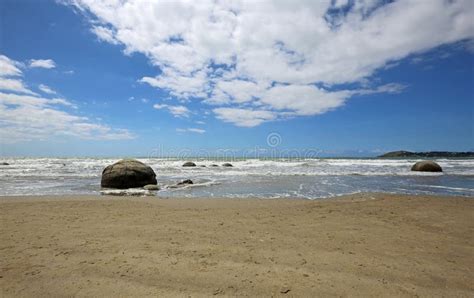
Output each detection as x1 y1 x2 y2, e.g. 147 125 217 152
1 193 473 296
1 191 472 201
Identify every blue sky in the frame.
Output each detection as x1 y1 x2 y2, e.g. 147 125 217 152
0 0 473 157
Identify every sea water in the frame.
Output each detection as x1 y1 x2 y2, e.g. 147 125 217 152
0 158 473 198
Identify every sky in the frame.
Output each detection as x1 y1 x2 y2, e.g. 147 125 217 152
0 0 473 157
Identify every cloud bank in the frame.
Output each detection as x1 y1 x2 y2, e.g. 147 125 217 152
0 54 134 143
67 0 474 126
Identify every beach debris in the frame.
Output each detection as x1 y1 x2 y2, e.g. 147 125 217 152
222 163 233 167
182 161 196 167
411 160 442 172
280 287 291 294
143 184 160 191
101 159 157 189
177 179 193 186
0 162 9 165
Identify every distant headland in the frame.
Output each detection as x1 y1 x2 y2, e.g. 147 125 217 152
378 151 474 158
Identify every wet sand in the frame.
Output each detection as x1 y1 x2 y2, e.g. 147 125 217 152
1 193 473 297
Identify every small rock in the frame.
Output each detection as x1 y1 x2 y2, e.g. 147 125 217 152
222 163 233 167
182 162 196 167
280 287 291 294
177 179 193 185
210 164 219 167
200 165 206 167
143 184 160 190
0 162 9 165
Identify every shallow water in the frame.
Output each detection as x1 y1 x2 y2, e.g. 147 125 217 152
0 158 473 198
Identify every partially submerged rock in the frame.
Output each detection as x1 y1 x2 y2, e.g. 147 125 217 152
177 179 193 185
144 184 160 191
182 162 196 167
210 164 219 167
0 162 9 165
411 161 443 172
101 159 157 189
222 163 233 167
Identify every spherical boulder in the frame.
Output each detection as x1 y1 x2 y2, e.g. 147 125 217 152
222 163 233 167
411 161 442 172
101 159 157 189
182 162 196 167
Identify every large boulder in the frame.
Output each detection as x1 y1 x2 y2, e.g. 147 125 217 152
411 161 442 172
101 159 157 189
182 161 196 167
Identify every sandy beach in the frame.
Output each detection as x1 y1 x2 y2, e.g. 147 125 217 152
1 193 473 297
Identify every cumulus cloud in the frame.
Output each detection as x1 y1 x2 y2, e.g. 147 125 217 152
0 78 37 95
91 26 119 44
213 108 277 127
29 59 56 69
38 84 57 95
176 127 206 134
0 54 133 143
66 0 474 126
0 92 133 143
0 55 36 95
0 55 23 77
153 103 190 117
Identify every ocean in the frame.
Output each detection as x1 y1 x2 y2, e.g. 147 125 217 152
0 158 473 198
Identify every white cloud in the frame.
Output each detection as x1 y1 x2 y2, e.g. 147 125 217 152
0 55 23 77
261 85 351 116
0 78 37 95
0 54 133 143
176 127 206 134
66 0 474 126
0 55 36 95
91 26 119 44
29 59 56 69
38 84 57 95
0 92 133 143
213 108 276 127
153 103 190 117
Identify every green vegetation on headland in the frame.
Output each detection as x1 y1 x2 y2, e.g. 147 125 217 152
379 151 474 158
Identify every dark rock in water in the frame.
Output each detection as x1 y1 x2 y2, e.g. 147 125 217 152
182 162 196 167
200 165 206 167
177 179 193 185
144 184 160 191
222 163 233 167
0 162 9 165
210 164 219 167
101 159 157 189
411 161 443 172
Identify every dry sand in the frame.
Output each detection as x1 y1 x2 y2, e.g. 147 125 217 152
0 193 473 297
